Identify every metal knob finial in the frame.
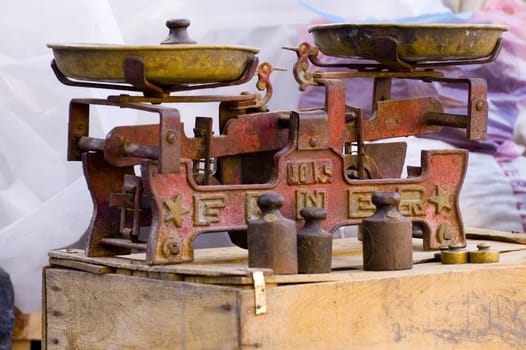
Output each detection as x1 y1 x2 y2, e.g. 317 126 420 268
257 192 284 212
161 18 197 45
372 191 401 207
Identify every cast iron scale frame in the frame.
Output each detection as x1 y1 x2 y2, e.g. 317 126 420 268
53 33 499 265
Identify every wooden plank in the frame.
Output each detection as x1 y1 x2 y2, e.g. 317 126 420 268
47 236 526 287
11 340 31 350
466 226 526 245
12 309 41 340
48 248 256 277
42 268 47 350
44 268 241 350
237 261 526 349
48 257 114 275
45 251 526 349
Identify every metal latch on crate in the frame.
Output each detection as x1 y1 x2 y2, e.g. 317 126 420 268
252 271 267 315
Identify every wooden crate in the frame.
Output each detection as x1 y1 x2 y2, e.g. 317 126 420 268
43 228 526 350
12 309 41 350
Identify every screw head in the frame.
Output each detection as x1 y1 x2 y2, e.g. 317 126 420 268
162 238 181 257
166 131 177 144
168 242 180 255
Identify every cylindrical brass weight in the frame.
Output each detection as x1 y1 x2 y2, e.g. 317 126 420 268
360 192 413 271
441 243 468 264
247 192 298 275
434 246 450 262
469 243 499 263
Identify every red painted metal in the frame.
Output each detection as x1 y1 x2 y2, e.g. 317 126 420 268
64 59 479 265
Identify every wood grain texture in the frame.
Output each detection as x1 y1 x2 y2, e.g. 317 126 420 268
44 232 526 349
466 226 526 244
47 236 526 288
11 340 31 350
12 309 41 340
237 262 526 349
45 268 241 350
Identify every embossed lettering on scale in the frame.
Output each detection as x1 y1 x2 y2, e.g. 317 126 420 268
348 187 428 219
287 160 333 185
161 185 451 228
245 192 263 222
193 194 227 226
398 187 426 216
295 190 327 219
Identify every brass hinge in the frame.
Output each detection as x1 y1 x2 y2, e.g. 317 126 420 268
252 271 267 315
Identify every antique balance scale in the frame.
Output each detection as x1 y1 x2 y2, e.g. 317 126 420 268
48 19 506 266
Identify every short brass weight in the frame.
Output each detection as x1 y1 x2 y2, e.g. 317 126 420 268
441 243 468 264
469 243 499 263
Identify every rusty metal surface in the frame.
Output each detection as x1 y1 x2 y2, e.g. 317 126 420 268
138 113 467 263
70 78 470 264
82 151 134 257
55 21 494 266
286 42 446 91
345 97 444 141
360 142 407 179
109 174 146 241
297 207 332 274
247 192 298 275
104 125 159 167
360 192 413 271
289 43 488 142
423 77 488 140
69 100 289 168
